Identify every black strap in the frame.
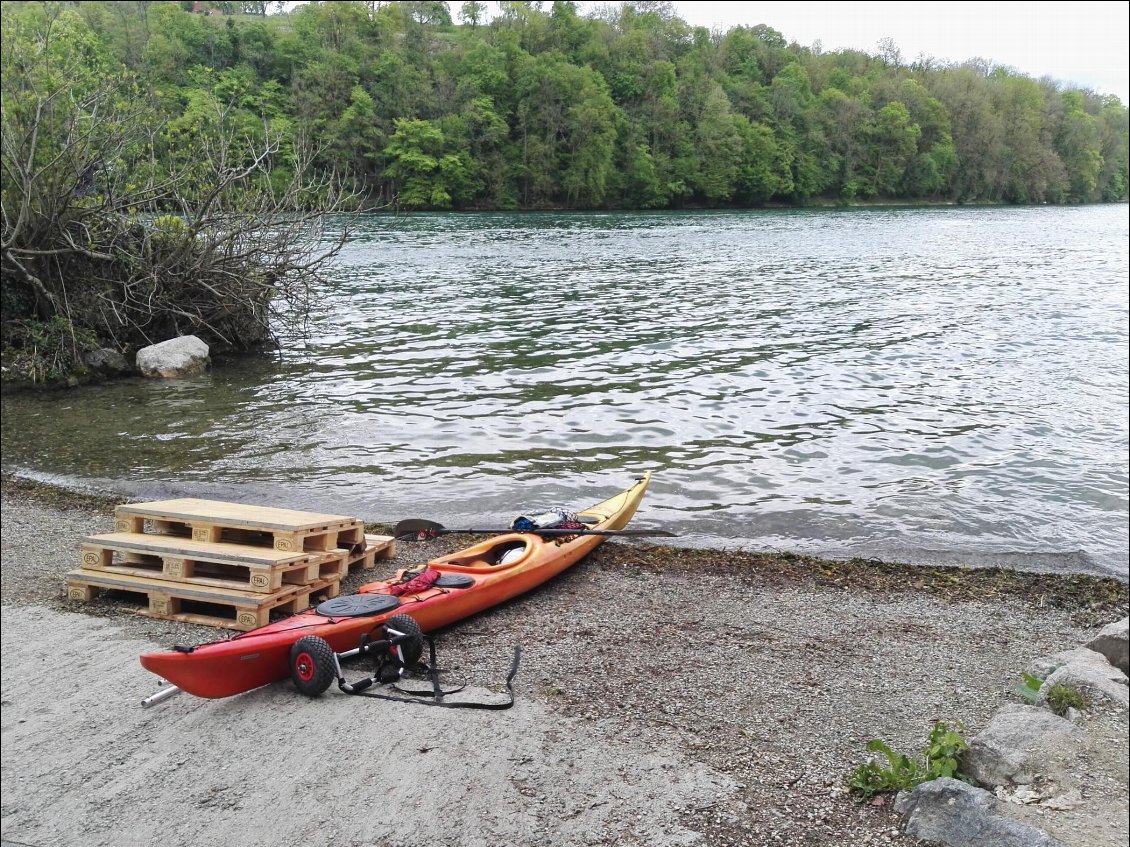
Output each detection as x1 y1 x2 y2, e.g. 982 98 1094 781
427 637 445 701
391 637 467 699
341 637 522 710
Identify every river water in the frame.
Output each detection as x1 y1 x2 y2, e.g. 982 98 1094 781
2 206 1127 578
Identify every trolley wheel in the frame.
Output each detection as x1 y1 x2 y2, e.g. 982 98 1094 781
290 635 336 697
384 614 424 667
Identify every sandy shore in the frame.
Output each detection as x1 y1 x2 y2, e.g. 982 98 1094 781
1 476 1126 847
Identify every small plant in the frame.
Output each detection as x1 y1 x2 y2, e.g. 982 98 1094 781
923 720 968 779
1014 671 1045 703
849 740 924 801
1045 683 1088 716
849 721 968 802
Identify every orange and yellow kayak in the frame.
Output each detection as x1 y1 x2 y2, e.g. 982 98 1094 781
139 473 651 699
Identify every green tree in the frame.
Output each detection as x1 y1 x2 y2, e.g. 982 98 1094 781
513 53 619 207
1096 99 1130 201
884 78 957 197
695 86 742 202
10 0 1126 218
462 95 515 207
734 116 792 203
614 134 665 208
864 101 921 196
560 65 618 207
331 85 386 194
993 76 1065 203
1 2 356 376
1057 91 1104 201
459 2 487 28
817 86 869 197
383 118 474 208
928 64 1006 201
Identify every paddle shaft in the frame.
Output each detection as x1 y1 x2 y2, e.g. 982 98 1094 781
405 527 665 538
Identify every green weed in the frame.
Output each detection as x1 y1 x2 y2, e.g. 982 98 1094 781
1045 683 1088 716
1013 671 1045 703
849 721 969 802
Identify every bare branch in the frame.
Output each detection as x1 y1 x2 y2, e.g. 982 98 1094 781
3 17 359 363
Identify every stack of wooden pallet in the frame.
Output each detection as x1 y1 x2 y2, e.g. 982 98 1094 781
66 498 395 631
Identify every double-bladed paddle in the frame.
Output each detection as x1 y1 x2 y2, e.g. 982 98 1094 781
393 518 675 540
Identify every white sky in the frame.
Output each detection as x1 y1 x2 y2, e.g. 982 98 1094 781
589 1 1130 103
284 0 1127 103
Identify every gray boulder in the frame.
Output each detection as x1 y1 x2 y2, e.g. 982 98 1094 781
1085 617 1129 675
82 347 131 376
1038 662 1129 710
1030 650 1098 682
135 336 210 378
894 778 1066 847
1028 644 1128 709
1027 647 1112 681
961 704 1078 787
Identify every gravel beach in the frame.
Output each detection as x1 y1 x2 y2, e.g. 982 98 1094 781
1 476 1126 847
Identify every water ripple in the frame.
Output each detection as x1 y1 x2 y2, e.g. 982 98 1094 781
2 206 1126 577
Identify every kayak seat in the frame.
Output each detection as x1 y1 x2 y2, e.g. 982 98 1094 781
496 543 528 565
316 594 401 617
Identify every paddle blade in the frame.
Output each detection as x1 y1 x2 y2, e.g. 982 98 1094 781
393 519 444 540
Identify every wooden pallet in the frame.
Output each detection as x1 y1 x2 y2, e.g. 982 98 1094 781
79 533 347 594
65 569 340 631
340 534 397 574
113 498 365 553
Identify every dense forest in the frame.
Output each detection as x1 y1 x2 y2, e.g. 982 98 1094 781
5 0 1129 211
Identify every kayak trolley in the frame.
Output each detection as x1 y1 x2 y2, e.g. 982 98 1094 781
291 615 523 710
289 614 424 697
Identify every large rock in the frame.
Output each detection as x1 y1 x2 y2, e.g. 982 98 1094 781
82 347 131 376
1038 662 1129 710
1027 647 1115 681
894 778 1066 847
961 704 1078 787
1028 644 1129 709
135 336 210 378
1085 617 1129 675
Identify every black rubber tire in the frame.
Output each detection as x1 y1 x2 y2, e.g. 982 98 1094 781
290 635 336 697
384 614 424 667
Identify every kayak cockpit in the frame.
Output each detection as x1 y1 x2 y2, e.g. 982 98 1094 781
434 537 531 569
